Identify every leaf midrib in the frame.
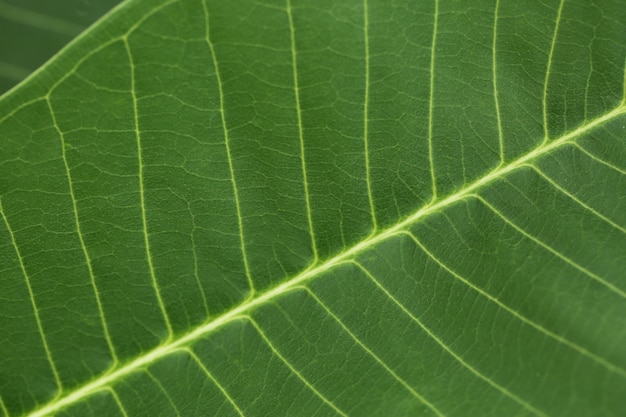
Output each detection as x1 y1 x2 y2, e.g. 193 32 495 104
25 103 626 417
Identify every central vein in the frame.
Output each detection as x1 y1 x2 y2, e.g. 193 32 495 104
27 104 625 417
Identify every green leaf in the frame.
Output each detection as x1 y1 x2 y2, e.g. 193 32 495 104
1 0 625 416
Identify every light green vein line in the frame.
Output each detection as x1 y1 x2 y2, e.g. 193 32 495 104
1 35 119 121
362 0 377 231
542 0 566 143
0 1 82 36
191 220 210 317
145 370 181 416
474 194 626 299
124 0 178 37
0 197 63 394
123 37 173 337
0 97 45 124
243 316 349 417
622 60 625 105
171 188 209 317
572 143 626 176
183 348 245 417
286 0 318 261
202 0 255 297
41 36 121 99
23 105 626 417
301 287 446 417
427 0 439 200
405 225 626 378
0 395 9 417
346 260 548 417
103 387 129 417
45 97 118 364
528 164 626 234
492 0 504 163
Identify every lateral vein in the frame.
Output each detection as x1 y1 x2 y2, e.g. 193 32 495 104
24 104 626 417
123 37 173 336
363 0 377 231
542 0 566 142
244 316 348 417
0 198 63 395
348 259 547 417
46 97 118 364
287 0 318 261
202 0 255 296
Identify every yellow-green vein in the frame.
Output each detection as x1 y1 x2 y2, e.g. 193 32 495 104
492 0 504 163
475 194 626 299
405 224 626 377
146 370 181 415
23 104 626 417
104 387 129 417
0 391 9 417
428 0 440 200
0 197 63 394
572 142 626 176
45 97 118 364
528 164 626 234
363 0 377 231
184 348 245 417
301 287 446 417
346 259 547 417
201 0 255 297
542 0 566 142
243 315 349 417
286 0 318 261
123 37 173 337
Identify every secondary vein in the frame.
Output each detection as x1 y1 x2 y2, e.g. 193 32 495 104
25 102 626 417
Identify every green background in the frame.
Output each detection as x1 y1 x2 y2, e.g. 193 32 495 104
0 0 120 94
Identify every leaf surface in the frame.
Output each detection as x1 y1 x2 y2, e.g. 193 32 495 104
1 0 625 416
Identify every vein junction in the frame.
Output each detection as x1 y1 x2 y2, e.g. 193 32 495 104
25 104 626 417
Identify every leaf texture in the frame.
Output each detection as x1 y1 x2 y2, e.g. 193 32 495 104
1 0 625 416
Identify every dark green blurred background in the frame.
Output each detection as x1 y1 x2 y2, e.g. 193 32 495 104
0 0 121 94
